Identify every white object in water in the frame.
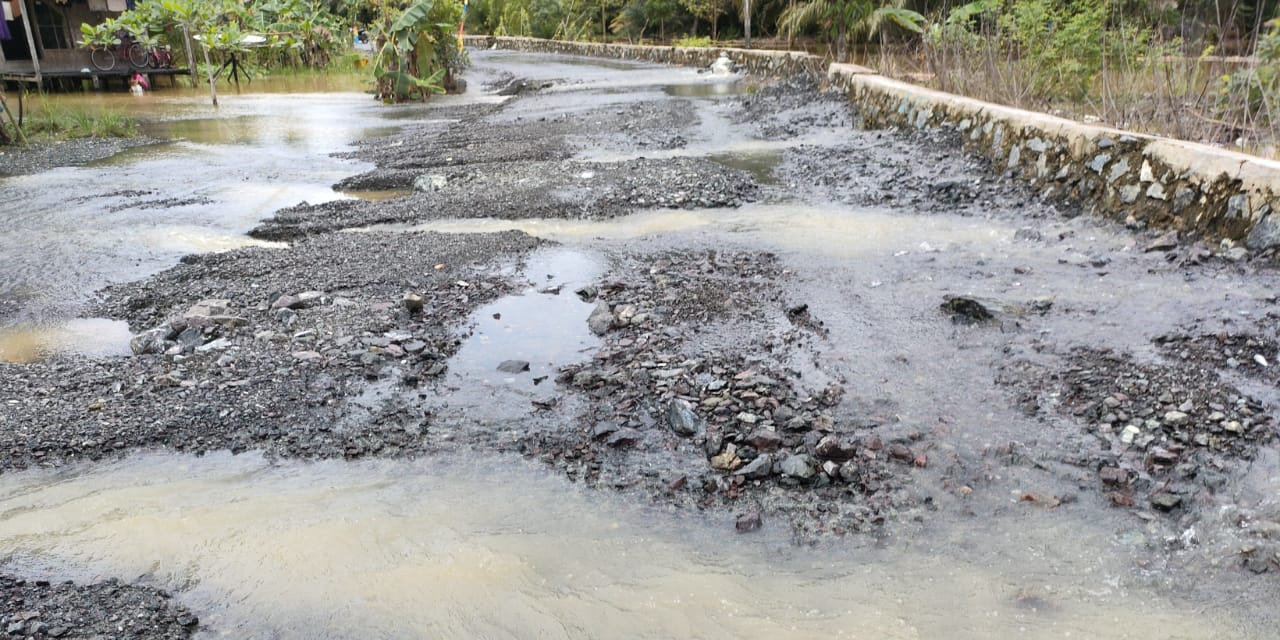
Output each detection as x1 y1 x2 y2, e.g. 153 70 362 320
710 53 734 75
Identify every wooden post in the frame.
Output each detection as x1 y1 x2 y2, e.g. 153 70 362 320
200 39 217 107
19 0 41 83
182 24 197 88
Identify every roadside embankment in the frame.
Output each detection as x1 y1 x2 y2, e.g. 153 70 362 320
468 35 1280 253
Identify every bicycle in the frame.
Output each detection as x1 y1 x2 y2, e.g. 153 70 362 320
136 44 174 69
87 30 147 72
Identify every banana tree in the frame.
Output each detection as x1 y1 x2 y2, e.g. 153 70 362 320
373 0 463 102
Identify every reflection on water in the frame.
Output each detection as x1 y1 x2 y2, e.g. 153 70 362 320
358 202 1015 257
708 148 783 184
0 451 1257 640
0 84 428 329
0 318 132 363
338 187 414 202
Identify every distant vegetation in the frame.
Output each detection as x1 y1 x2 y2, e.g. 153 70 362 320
467 0 1280 154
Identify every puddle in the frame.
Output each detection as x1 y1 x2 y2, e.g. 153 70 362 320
708 148 783 185
445 248 603 400
662 80 746 97
0 318 132 363
339 188 414 202
358 202 1017 257
0 450 1263 639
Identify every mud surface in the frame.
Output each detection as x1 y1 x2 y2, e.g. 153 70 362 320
3 49 1280 635
0 137 162 178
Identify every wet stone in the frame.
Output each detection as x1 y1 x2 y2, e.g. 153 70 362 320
497 360 530 374
940 296 993 324
667 399 705 437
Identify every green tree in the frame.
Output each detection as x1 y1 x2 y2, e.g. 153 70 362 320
777 0 921 61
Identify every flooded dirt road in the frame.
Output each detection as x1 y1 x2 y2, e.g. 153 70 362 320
1 51 1279 638
0 77 433 360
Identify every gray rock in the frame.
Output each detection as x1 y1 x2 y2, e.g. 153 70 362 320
734 453 774 479
666 399 705 437
129 327 170 355
1144 231 1179 252
183 299 233 319
735 510 762 532
605 428 643 447
1246 214 1280 251
176 327 205 351
274 308 297 326
1151 492 1182 511
497 359 530 374
413 173 448 192
1119 184 1141 203
747 429 783 452
587 301 614 335
402 292 424 314
1088 154 1111 173
1227 193 1250 218
778 453 817 480
1107 157 1131 183
270 294 303 310
814 435 857 461
940 296 993 324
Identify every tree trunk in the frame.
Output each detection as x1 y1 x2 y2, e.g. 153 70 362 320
601 0 607 41
837 18 847 62
200 38 218 106
743 0 751 48
711 13 717 41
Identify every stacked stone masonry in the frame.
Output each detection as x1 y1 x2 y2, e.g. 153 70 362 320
468 35 1280 250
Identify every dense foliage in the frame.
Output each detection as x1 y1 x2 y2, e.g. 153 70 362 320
80 0 353 71
372 0 467 101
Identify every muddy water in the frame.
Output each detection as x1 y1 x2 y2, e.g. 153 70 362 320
0 451 1256 640
355 247 604 425
0 77 438 361
358 201 1020 256
0 318 131 363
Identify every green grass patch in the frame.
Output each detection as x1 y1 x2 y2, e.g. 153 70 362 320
675 35 712 48
24 100 137 140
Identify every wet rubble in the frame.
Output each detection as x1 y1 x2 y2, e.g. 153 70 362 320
777 125 1068 218
1001 347 1277 516
254 156 757 240
1155 331 1280 381
0 576 196 639
0 231 542 471
532 250 923 539
0 137 162 178
731 75 856 140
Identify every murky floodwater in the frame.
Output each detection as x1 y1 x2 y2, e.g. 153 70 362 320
0 318 131 363
358 201 1018 257
0 451 1259 639
0 76 443 361
3 50 1276 638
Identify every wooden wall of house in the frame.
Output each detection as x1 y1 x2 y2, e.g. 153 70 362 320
32 0 116 68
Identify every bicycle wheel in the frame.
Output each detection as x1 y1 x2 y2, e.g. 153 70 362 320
127 43 149 68
90 48 116 71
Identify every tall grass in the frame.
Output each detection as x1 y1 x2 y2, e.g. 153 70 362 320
25 100 138 140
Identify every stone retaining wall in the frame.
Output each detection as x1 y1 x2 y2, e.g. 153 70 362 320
470 35 1280 250
464 36 827 79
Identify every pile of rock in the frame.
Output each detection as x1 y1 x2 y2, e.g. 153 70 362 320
1045 348 1274 512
